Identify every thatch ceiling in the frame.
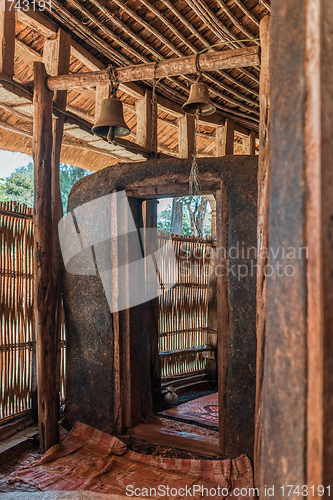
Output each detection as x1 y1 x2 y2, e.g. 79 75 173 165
0 0 268 170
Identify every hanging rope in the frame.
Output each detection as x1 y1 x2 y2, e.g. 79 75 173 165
107 63 119 97
150 62 158 154
189 107 201 197
189 53 202 197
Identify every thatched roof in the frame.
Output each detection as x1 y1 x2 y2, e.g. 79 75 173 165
0 0 268 171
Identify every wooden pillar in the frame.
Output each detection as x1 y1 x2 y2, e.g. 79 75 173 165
254 15 270 487
0 0 15 78
243 130 256 155
33 62 58 452
306 0 333 492
43 29 71 418
142 200 160 405
136 89 157 154
216 184 229 452
216 119 234 156
260 0 333 493
178 114 195 159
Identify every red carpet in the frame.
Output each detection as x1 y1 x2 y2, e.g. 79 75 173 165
160 392 219 428
10 422 255 499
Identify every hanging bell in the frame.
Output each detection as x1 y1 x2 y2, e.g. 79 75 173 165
182 81 216 116
92 97 131 141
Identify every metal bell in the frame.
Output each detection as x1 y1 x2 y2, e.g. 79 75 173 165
92 97 131 140
182 81 216 116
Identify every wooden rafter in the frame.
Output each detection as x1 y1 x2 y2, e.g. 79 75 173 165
46 47 260 90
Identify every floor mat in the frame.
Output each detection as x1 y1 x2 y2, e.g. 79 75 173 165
9 422 254 499
160 392 219 429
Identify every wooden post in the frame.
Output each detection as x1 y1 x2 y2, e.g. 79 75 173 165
216 184 229 452
261 0 333 492
243 130 256 155
254 15 270 487
33 62 58 452
43 29 71 418
216 119 234 156
178 114 195 159
0 1 15 77
142 200 160 406
135 89 157 154
306 0 333 492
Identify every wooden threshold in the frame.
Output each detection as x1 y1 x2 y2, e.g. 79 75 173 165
0 425 38 466
126 419 221 458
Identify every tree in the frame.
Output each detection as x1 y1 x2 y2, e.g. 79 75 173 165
0 162 89 212
157 196 212 237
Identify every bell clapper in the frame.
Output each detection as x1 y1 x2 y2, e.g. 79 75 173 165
107 126 115 143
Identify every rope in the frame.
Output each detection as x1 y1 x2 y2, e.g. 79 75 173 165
189 108 201 197
195 52 201 78
107 63 119 97
150 62 158 154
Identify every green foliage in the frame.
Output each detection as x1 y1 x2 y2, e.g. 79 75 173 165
0 162 90 212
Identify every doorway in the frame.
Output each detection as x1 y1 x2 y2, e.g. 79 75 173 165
150 196 219 431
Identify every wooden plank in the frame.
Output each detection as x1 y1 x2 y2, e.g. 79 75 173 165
0 1 15 78
178 114 195 159
111 190 122 434
254 15 270 487
33 62 59 452
128 421 221 458
216 185 228 453
216 119 234 156
47 47 261 91
0 426 38 466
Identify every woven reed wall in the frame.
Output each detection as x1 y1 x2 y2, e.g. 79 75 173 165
0 202 66 423
158 234 214 380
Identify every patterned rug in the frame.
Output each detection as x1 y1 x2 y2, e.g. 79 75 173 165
160 392 219 429
9 422 255 499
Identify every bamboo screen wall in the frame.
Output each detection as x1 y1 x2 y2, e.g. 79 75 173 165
158 234 214 381
0 202 66 423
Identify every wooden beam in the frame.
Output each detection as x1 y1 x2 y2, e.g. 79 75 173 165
0 1 15 78
17 8 57 37
33 62 59 453
216 119 234 156
47 47 260 91
254 15 270 488
178 114 195 159
243 130 256 155
15 39 42 66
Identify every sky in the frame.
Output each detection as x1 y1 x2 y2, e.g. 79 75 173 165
0 151 32 179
